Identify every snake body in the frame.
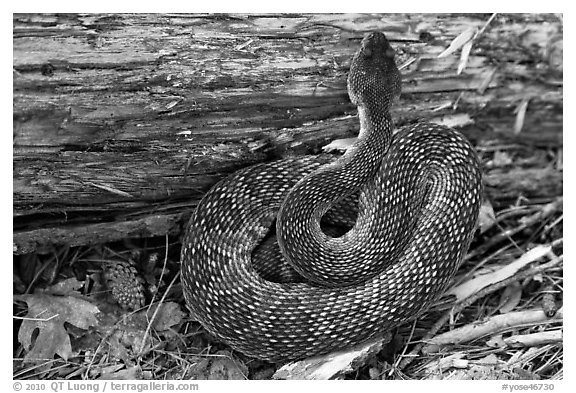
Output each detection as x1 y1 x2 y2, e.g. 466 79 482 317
181 32 482 362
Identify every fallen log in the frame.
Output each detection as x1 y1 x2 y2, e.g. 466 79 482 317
13 13 563 254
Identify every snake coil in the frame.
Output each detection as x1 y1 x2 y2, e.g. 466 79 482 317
181 32 482 362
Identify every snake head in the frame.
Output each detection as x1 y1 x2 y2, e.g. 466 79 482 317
347 32 401 111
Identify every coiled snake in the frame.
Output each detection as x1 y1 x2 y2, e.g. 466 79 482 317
181 32 482 362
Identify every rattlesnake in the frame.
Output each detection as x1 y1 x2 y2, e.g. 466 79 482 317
181 32 482 362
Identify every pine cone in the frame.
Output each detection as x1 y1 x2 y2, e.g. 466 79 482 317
103 260 146 310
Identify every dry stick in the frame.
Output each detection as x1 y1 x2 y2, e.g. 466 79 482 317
422 307 563 353
466 197 562 261
12 359 58 379
525 211 561 246
146 234 170 314
477 13 498 38
83 338 106 379
504 330 562 348
532 344 562 374
23 252 59 294
390 319 418 377
13 314 59 322
137 271 181 356
544 215 563 235
22 362 75 380
397 254 563 371
493 205 536 222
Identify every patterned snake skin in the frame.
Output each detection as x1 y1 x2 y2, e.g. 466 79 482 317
181 32 482 362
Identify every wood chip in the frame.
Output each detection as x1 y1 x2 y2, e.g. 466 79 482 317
273 336 387 380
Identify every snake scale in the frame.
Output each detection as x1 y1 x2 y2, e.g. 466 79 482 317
181 32 482 362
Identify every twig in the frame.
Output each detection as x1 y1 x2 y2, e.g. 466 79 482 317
466 198 562 260
476 13 498 38
391 319 418 377
397 252 562 370
421 308 562 353
147 235 170 312
504 330 562 348
137 271 181 356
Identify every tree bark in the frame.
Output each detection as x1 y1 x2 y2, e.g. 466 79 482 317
13 13 563 254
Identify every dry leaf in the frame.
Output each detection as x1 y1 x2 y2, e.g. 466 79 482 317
477 199 497 234
497 281 523 313
477 67 498 94
491 151 513 167
438 28 477 58
43 277 85 296
147 302 185 331
99 365 142 380
476 353 500 365
447 245 551 301
458 40 474 74
208 351 248 380
486 334 506 348
514 97 530 134
16 294 100 362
